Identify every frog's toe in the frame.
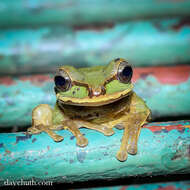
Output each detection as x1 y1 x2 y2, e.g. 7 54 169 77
103 127 115 136
77 136 88 147
53 135 64 142
127 144 137 155
116 150 128 162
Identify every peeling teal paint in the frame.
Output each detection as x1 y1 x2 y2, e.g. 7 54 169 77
0 0 190 27
0 19 190 74
0 121 190 185
81 181 190 190
134 76 190 118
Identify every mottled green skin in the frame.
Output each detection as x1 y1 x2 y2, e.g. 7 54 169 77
58 64 132 99
53 60 133 124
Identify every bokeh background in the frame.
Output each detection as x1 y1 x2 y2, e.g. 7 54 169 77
0 0 190 127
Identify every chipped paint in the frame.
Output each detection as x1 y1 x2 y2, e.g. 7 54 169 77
15 134 32 144
0 19 190 75
0 120 189 185
19 75 52 86
132 65 190 84
143 124 187 133
0 143 4 148
32 138 37 143
77 151 87 163
0 0 190 28
85 181 190 190
0 77 15 86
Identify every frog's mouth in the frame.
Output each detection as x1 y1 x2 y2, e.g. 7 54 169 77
57 88 132 107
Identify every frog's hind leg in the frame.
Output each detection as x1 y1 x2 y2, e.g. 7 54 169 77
27 104 64 142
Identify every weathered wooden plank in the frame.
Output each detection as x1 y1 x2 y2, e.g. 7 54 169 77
0 120 190 185
0 19 190 74
0 65 190 127
0 0 190 27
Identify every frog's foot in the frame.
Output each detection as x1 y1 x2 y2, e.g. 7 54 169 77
76 135 88 147
126 113 149 155
116 150 128 162
30 104 64 142
28 124 64 142
116 123 129 162
116 124 141 161
127 144 137 155
65 121 88 147
43 128 64 142
77 120 114 136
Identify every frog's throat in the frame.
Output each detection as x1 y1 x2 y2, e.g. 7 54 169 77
57 88 133 107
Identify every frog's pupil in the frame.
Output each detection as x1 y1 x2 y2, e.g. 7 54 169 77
122 66 132 78
55 76 66 87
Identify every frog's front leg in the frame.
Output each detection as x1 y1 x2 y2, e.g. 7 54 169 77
64 120 88 147
27 104 64 142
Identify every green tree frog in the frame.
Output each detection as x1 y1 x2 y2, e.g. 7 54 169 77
28 58 151 161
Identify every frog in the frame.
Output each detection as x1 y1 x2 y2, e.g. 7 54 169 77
27 58 151 162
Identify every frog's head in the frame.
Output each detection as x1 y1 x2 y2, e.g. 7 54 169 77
54 58 133 106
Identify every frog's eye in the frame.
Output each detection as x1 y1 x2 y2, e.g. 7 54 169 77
54 73 71 92
117 61 133 83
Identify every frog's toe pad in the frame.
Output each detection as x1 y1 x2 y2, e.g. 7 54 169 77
77 136 88 147
54 135 64 142
103 127 115 136
127 144 137 155
116 150 128 162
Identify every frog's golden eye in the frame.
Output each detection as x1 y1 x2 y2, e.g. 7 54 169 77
54 72 72 92
117 61 133 83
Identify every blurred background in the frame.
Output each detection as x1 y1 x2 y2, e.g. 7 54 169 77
0 0 190 128
0 1 190 189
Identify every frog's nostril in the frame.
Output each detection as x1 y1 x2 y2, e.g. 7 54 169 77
93 87 105 97
93 91 101 96
89 86 105 97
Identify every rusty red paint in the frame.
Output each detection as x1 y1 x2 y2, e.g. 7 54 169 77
19 75 52 85
143 124 185 133
0 77 15 86
132 65 190 85
157 185 180 190
119 186 128 190
3 149 11 156
5 150 11 154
